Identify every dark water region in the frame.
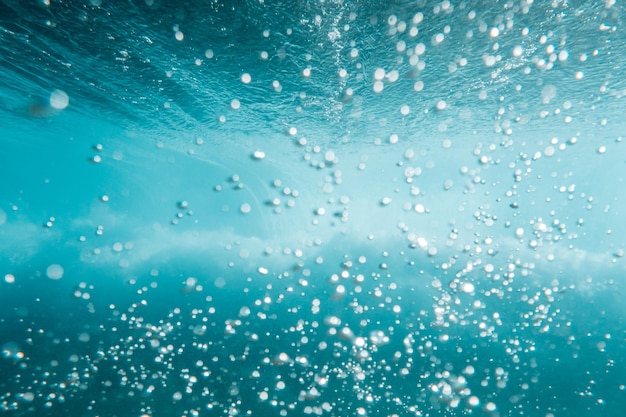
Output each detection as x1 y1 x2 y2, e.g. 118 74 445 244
1 0 626 416
1 249 625 417
1 0 624 141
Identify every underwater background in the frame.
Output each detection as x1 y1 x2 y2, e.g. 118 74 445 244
1 0 625 416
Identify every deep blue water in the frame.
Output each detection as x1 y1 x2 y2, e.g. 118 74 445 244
1 1 626 416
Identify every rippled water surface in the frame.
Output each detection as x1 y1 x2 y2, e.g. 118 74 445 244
1 1 625 416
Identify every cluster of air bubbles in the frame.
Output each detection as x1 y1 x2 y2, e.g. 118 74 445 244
264 178 299 214
172 200 194 224
90 144 103 164
1 342 24 361
43 216 56 228
299 140 339 170
2 3 625 417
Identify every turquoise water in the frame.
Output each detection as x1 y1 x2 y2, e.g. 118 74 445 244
1 1 625 416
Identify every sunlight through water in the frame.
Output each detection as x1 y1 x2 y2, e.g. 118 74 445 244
1 1 625 417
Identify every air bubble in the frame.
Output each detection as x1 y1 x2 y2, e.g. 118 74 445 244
50 90 69 110
46 264 64 280
460 282 474 293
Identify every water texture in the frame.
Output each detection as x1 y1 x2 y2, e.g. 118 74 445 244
0 1 625 416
